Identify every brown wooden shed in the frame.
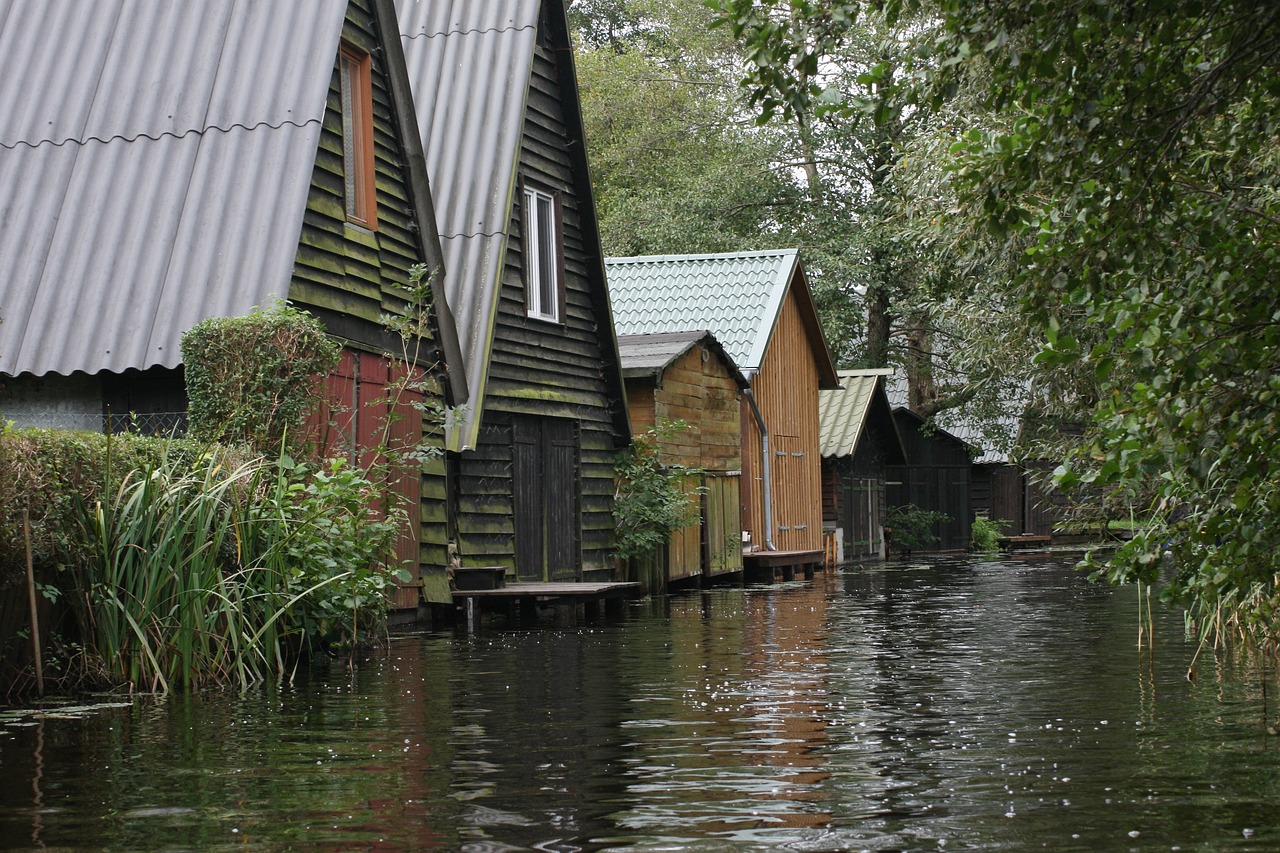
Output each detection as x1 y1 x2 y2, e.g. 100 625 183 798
617 331 750 589
607 250 841 574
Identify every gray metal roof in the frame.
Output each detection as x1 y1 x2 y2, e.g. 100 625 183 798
616 330 749 389
0 0 349 378
396 0 540 449
819 368 894 458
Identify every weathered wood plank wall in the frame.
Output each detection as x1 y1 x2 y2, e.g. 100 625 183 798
741 289 823 553
290 0 450 603
451 28 620 580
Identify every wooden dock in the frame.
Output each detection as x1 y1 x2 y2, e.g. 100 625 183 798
453 581 643 626
742 549 825 583
999 534 1053 551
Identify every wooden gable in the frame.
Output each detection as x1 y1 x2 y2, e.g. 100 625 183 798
292 0 455 604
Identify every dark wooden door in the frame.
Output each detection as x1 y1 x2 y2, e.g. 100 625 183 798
513 416 580 581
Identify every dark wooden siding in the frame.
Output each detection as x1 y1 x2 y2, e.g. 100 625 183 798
989 461 1060 537
289 0 450 602
886 411 972 552
453 32 620 579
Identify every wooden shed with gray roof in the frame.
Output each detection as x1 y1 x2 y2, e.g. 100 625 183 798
0 0 467 605
397 0 630 584
617 330 749 590
607 250 840 576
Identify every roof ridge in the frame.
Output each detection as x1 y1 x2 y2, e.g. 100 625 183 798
605 248 798 265
0 117 322 152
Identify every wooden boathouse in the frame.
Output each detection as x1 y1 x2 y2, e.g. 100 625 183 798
818 369 907 563
616 331 750 592
397 0 632 593
607 250 841 581
0 0 468 609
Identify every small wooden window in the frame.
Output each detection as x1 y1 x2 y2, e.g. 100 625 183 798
339 45 377 229
523 186 562 322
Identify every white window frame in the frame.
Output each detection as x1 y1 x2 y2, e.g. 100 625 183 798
524 187 561 322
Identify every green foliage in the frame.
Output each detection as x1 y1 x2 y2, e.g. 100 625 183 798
182 303 340 455
713 0 1280 645
574 1 801 258
970 515 1008 553
77 444 402 692
0 427 402 693
612 421 704 561
0 428 205 593
241 454 405 652
885 504 950 554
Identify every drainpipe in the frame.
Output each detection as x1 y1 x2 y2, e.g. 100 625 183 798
743 387 776 551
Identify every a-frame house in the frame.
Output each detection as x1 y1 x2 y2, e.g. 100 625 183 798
0 0 467 605
396 0 630 583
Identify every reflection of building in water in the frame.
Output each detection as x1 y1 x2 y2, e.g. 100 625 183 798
739 578 837 828
611 580 837 838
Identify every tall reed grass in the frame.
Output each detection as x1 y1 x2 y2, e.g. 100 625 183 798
78 442 402 693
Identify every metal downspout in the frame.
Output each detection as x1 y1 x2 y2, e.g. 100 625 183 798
744 387 776 551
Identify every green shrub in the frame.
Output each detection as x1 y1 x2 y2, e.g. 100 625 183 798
78 445 404 692
971 515 1009 553
0 427 404 693
885 504 952 554
182 303 339 455
0 427 209 592
613 422 704 561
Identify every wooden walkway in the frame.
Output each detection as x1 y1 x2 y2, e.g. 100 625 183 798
742 549 825 583
453 581 643 627
451 581 642 603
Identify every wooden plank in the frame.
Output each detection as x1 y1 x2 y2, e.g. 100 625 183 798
452 582 642 601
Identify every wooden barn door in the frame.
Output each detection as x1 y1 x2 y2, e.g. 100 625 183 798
513 416 580 582
704 473 742 575
844 477 878 560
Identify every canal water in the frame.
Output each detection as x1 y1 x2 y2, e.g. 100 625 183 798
2 555 1278 851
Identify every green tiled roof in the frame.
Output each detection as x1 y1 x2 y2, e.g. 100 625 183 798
605 249 801 372
819 369 895 458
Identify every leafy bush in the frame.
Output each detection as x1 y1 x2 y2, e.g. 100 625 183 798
239 455 405 654
77 445 404 692
182 303 339 455
971 515 1009 553
613 422 704 561
0 427 210 593
885 504 952 555
0 427 404 693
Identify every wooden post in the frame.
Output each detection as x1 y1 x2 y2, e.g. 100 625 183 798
23 509 44 697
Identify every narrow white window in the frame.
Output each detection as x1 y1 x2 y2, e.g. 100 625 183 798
524 188 560 322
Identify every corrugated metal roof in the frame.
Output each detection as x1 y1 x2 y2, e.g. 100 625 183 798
819 368 894 458
606 250 801 373
616 330 749 389
396 0 539 449
0 0 348 378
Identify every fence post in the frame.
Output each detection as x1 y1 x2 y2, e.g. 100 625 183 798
23 509 44 697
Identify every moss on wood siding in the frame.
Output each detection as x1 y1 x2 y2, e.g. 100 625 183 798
452 32 621 576
289 0 449 595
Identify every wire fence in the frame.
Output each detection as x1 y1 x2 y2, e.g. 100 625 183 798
6 411 188 437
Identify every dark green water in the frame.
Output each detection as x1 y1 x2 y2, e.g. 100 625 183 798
2 555 1278 851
